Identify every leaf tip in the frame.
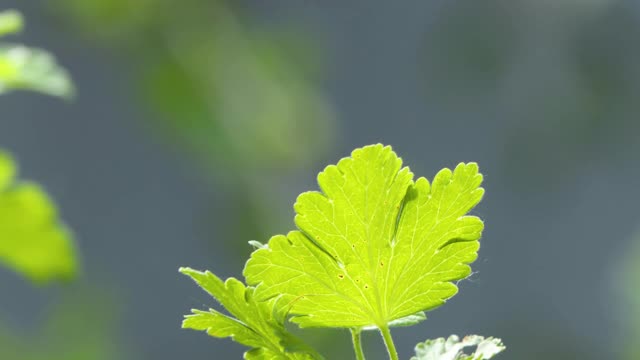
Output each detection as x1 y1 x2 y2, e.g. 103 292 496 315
179 267 199 277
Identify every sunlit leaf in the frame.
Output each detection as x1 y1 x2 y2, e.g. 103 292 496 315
244 144 484 329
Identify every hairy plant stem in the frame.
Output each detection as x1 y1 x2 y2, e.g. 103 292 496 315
350 328 366 360
380 325 398 360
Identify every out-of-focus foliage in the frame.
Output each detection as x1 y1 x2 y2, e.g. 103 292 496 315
55 0 333 172
0 10 22 36
617 230 640 359
0 11 77 284
0 289 127 360
52 0 156 40
55 0 334 258
0 151 76 284
0 10 74 98
0 45 75 99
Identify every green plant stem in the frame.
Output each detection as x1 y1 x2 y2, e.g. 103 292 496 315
350 328 366 360
380 325 398 360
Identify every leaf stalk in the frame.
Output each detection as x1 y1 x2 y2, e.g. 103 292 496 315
379 325 398 360
350 328 366 360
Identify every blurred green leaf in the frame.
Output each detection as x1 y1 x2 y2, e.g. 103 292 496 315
411 335 505 360
0 9 74 98
0 151 77 284
0 45 74 99
619 230 640 359
56 1 333 171
0 10 23 37
143 20 333 170
56 0 156 40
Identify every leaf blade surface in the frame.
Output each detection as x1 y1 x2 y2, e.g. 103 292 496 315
244 144 484 328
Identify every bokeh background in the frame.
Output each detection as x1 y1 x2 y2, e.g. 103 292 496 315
1 0 640 359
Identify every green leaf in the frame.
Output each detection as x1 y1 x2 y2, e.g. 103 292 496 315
244 144 484 329
411 335 505 360
0 151 77 283
180 267 322 360
0 45 74 98
0 10 23 37
0 10 73 99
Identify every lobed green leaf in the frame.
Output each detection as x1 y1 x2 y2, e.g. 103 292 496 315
244 144 484 329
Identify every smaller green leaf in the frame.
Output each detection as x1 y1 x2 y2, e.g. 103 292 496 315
180 267 322 360
0 45 74 99
411 335 505 360
0 10 23 37
0 151 77 284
